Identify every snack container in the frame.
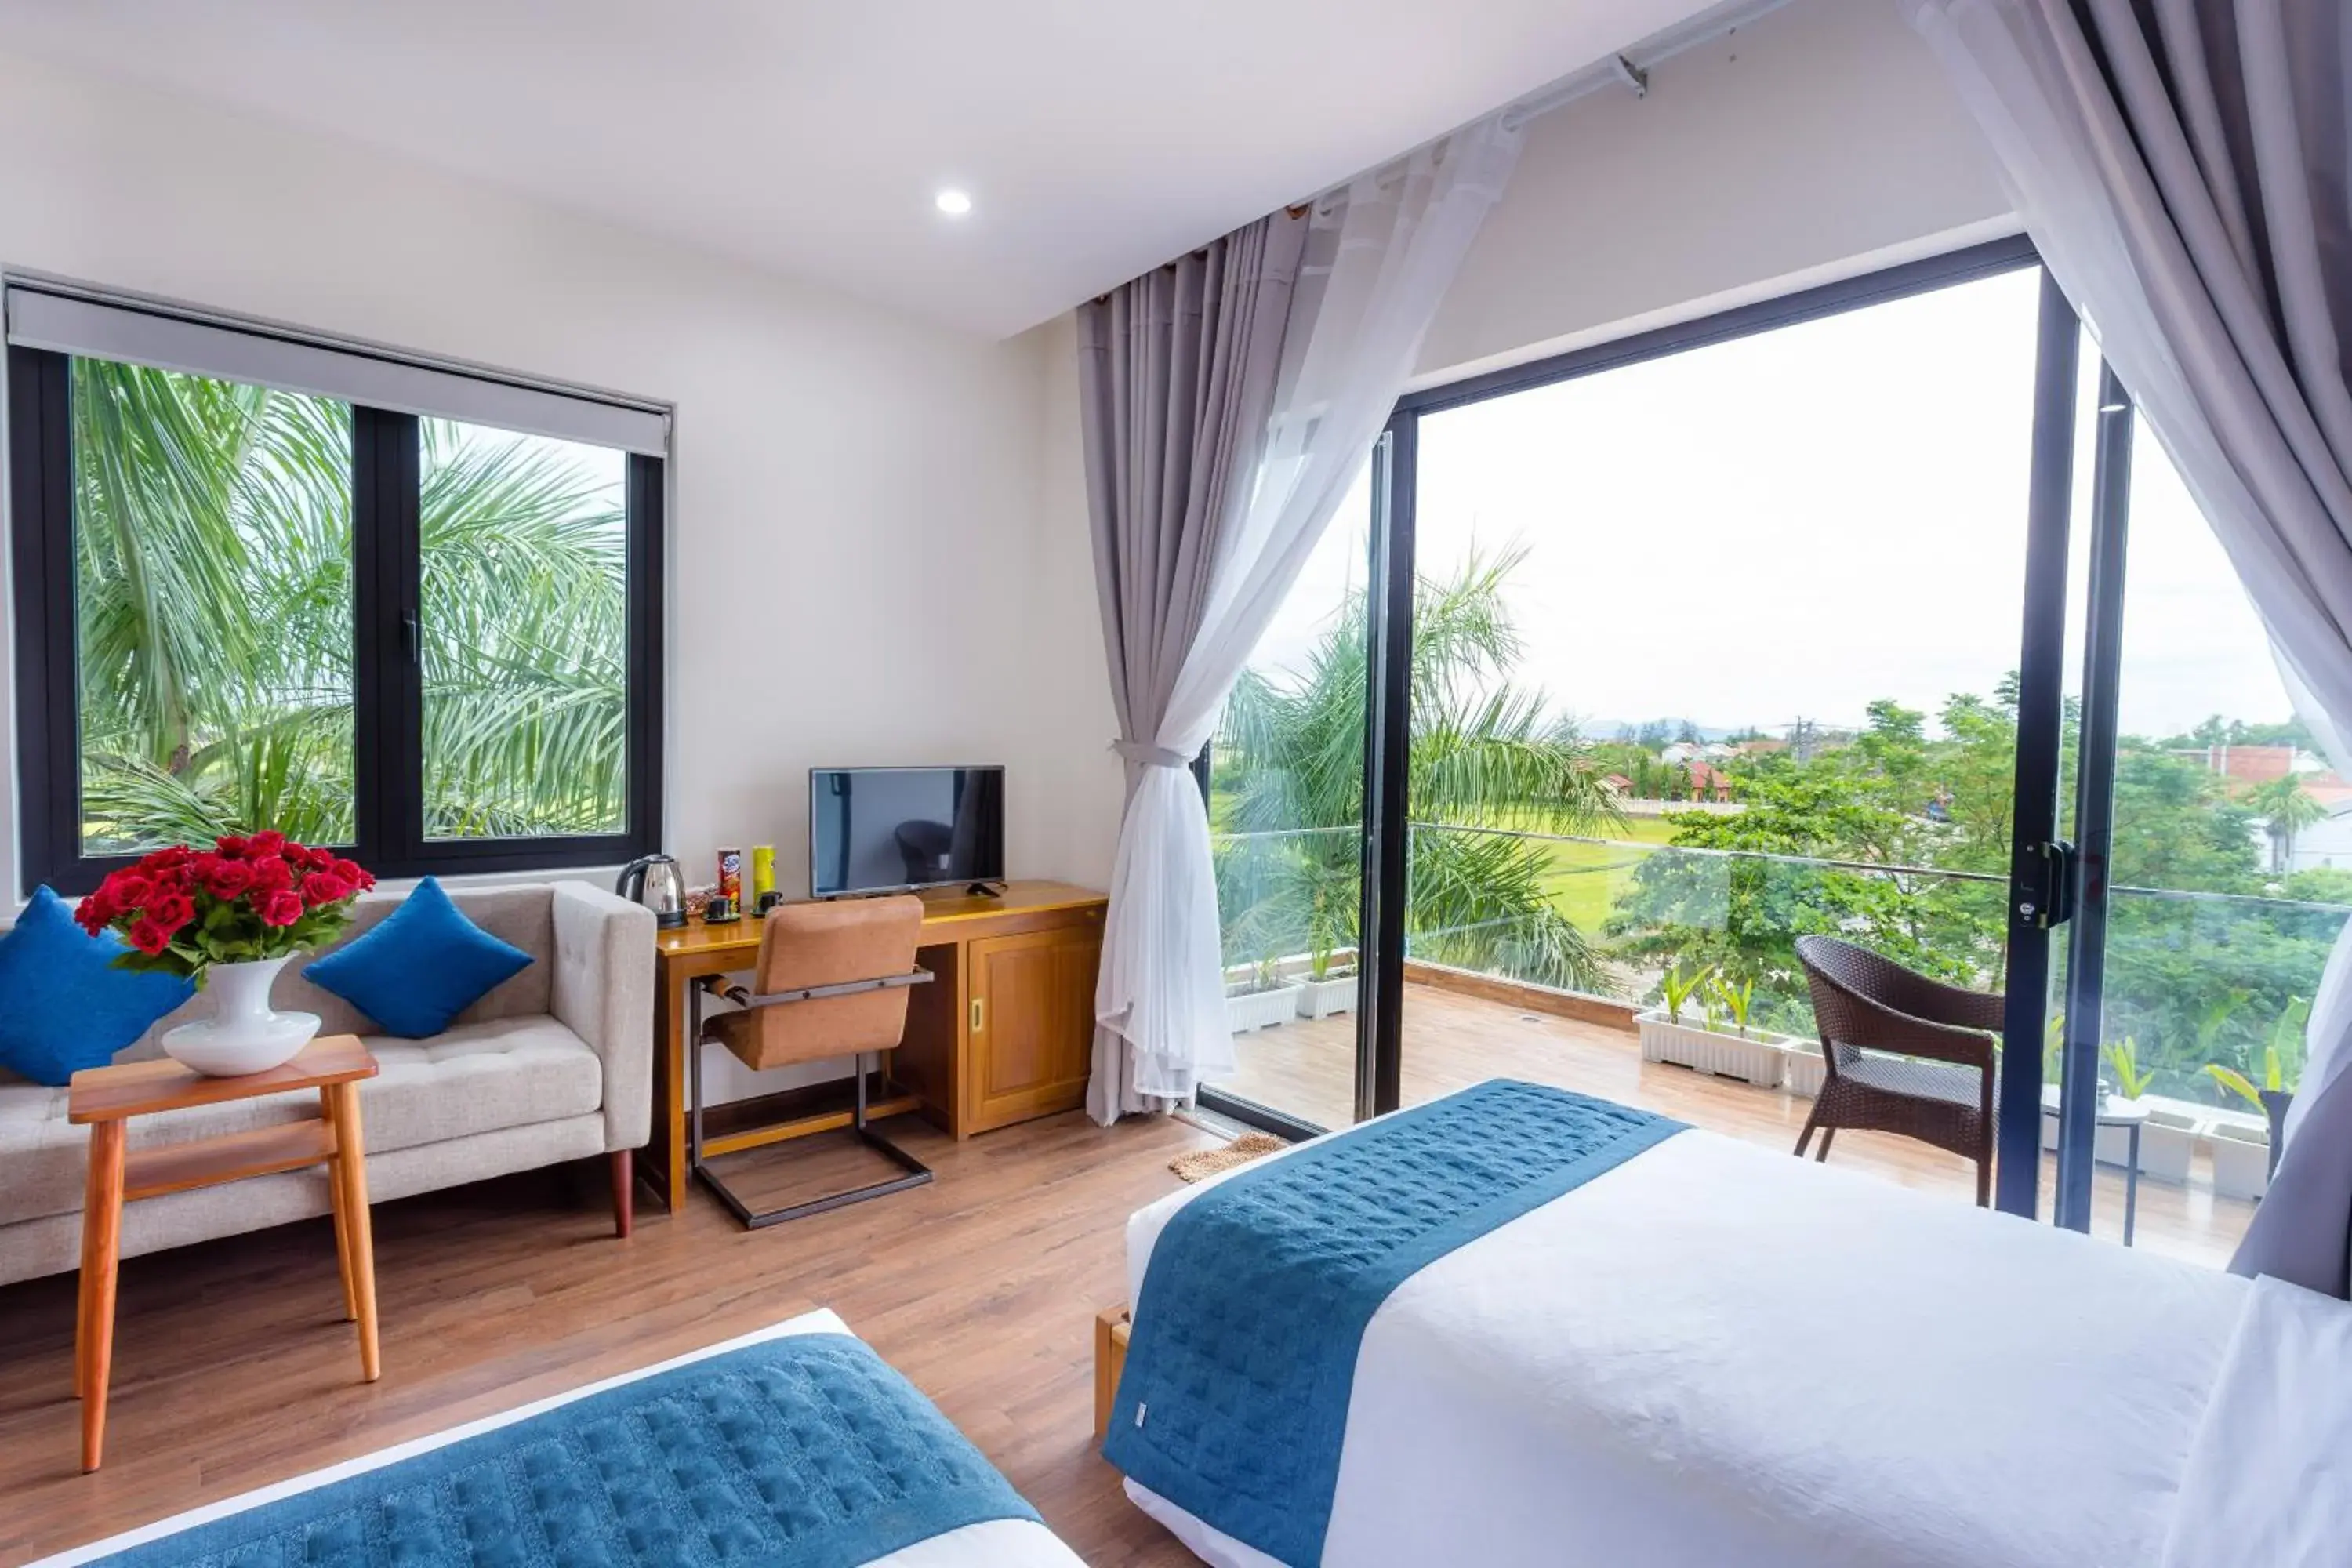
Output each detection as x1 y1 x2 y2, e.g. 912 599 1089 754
716 847 742 905
751 844 775 902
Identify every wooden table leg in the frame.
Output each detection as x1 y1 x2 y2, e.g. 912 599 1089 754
328 1082 380 1382
320 1089 358 1322
81 1120 125 1472
74 1191 93 1400
658 969 688 1213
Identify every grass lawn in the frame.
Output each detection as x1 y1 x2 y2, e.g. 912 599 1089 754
1533 815 1681 934
1210 794 1693 940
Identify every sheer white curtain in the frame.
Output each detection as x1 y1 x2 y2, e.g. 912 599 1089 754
1090 113 1523 1120
1905 1 2352 1153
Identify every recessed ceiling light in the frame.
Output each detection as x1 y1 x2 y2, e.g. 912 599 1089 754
935 188 973 217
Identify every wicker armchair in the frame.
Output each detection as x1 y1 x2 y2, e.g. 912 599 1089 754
1792 935 2003 1206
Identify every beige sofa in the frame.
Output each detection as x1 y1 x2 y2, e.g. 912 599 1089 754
0 880 653 1289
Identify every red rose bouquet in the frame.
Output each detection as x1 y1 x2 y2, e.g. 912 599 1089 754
75 833 376 984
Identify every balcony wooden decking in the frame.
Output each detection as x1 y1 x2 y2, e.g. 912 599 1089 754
1217 982 2257 1272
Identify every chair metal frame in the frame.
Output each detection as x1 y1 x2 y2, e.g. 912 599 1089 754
688 966 935 1229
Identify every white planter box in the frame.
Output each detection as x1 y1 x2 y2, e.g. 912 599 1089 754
1294 974 1356 1020
1784 1044 1825 1098
2137 1108 2198 1185
2209 1122 2270 1201
1636 1011 1788 1089
1226 985 1303 1033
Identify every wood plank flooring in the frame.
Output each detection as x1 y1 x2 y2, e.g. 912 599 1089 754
1221 982 2259 1270
0 1113 1218 1566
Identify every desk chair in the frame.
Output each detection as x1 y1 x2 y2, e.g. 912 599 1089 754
688 895 935 1229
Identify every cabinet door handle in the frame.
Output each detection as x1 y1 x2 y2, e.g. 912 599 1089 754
971 998 984 1033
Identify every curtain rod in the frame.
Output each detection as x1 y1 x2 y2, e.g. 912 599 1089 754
1305 0 1792 216
1088 0 1793 298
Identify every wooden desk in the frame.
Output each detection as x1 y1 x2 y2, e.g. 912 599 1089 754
646 880 1105 1212
67 1036 381 1472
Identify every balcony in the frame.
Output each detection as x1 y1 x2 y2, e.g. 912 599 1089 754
1212 824 2327 1273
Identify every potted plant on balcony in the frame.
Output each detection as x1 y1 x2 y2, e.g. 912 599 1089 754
2104 1038 2196 1185
2205 999 2304 1200
1636 964 1788 1089
1294 869 1358 1021
1225 948 1304 1034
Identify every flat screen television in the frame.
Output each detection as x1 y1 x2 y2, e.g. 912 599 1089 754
810 765 1006 898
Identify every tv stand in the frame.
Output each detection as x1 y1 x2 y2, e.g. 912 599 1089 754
965 881 1004 898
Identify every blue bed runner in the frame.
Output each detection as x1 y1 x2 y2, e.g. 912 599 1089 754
92 1330 1039 1567
1105 1079 1681 1565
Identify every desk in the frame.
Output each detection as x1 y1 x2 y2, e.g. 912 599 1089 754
646 880 1105 1212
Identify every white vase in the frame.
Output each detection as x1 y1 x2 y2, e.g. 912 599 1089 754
160 956 321 1076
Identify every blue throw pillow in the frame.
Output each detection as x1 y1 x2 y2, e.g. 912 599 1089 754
0 886 194 1086
303 877 532 1039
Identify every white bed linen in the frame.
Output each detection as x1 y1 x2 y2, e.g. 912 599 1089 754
36 1308 1083 1568
2162 1276 2352 1567
1123 1127 2248 1568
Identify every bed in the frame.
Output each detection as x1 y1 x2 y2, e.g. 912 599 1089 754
1103 1080 2349 1568
42 1308 1084 1568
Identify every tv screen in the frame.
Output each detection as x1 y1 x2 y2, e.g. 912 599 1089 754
810 766 1006 897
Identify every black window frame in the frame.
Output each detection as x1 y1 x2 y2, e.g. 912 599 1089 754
7 343 666 895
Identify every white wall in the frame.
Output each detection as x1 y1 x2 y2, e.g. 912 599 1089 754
1417 0 2016 385
0 48 1123 913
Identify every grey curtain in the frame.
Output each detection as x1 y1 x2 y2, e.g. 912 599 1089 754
1907 0 2352 1293
1079 212 1308 1121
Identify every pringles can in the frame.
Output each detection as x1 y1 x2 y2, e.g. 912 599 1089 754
751 844 775 905
716 847 743 910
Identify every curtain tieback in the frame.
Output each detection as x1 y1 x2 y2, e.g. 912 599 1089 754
1112 740 1193 769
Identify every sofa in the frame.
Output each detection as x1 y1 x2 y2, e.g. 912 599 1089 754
0 880 654 1290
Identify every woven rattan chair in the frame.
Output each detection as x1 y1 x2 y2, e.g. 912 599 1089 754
1792 935 2003 1206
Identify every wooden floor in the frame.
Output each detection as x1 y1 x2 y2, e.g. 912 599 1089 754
0 1113 1218 1567
1222 982 2259 1271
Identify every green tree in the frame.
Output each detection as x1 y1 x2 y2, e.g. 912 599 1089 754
71 359 625 852
2248 775 2328 874
1218 548 1622 993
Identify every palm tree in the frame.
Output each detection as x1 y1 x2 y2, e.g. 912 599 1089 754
71 359 626 851
1214 546 1623 993
2249 774 2328 874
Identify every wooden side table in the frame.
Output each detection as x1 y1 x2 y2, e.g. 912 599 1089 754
67 1035 381 1472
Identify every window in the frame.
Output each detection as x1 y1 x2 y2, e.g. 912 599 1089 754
6 286 665 890
416 419 630 841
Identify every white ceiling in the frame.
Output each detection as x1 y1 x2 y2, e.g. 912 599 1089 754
0 0 1722 338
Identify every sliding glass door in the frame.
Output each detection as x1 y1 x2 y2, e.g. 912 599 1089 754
1201 464 1378 1132
2042 368 2343 1262
1390 251 2053 1203
1199 234 2327 1269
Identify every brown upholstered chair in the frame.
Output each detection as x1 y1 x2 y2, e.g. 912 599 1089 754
1792 935 2002 1207
688 895 933 1228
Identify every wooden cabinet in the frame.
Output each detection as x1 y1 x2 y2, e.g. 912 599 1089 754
967 922 1102 1134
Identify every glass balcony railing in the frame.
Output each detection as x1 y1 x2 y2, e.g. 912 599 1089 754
1211 821 2348 1123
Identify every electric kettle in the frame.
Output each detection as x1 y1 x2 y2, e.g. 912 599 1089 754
615 854 687 928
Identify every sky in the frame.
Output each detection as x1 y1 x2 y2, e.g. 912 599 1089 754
1249 267 2293 746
